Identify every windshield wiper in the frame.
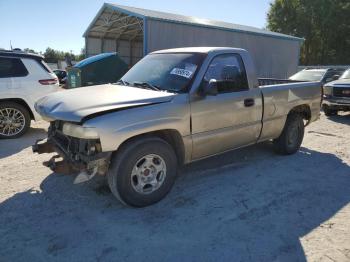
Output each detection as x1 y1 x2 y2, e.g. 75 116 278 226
132 81 161 91
116 79 130 86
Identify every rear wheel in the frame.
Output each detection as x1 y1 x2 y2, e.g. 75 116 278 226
273 113 304 155
107 137 178 207
0 102 31 139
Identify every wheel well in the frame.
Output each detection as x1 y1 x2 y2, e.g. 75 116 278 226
289 104 311 123
0 98 34 120
117 130 185 165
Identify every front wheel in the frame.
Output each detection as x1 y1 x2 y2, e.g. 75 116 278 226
107 137 178 207
273 114 304 155
0 102 31 139
323 106 338 116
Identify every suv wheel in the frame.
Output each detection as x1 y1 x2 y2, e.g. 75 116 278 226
273 113 304 155
107 137 178 207
0 102 31 139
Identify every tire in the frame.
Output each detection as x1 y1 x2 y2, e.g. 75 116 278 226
273 113 304 155
107 137 178 207
323 106 337 116
0 102 31 139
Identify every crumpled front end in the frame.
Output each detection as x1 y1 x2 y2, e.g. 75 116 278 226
33 121 111 181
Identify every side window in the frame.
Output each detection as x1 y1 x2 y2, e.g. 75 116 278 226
202 54 249 93
38 59 53 73
323 72 333 83
324 71 341 83
0 57 28 78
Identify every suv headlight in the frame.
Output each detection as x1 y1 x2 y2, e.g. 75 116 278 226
62 123 99 139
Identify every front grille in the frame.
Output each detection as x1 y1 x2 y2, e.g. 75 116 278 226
54 131 69 149
54 131 80 154
48 121 83 156
48 121 100 162
53 120 64 131
333 87 350 98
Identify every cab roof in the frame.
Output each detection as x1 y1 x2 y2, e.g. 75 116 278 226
151 47 246 54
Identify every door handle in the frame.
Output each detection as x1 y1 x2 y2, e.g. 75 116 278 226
244 98 255 107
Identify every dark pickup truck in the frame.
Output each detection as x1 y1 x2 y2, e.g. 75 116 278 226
322 69 350 116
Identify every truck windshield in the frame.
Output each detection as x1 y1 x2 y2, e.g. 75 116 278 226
120 53 205 92
340 69 350 79
289 70 327 82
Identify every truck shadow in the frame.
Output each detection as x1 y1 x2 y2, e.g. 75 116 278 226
0 125 47 159
0 144 349 261
324 112 350 125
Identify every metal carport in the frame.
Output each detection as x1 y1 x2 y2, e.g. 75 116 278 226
84 3 304 78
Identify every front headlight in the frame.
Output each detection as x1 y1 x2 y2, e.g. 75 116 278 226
323 85 333 96
62 123 99 139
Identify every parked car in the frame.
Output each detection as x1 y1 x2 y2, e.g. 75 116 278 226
0 50 60 138
289 68 343 85
53 69 67 84
66 53 128 88
33 47 321 207
322 68 350 116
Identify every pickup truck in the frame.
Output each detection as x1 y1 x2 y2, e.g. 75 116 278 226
322 68 350 116
33 47 321 207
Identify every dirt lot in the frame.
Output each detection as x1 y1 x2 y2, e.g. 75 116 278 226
0 113 349 262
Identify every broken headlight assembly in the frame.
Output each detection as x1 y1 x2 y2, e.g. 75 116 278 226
62 123 99 139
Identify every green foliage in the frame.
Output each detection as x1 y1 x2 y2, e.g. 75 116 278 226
43 47 85 63
77 48 86 61
23 48 37 54
267 0 350 65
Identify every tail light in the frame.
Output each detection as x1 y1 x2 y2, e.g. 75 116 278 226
39 78 58 85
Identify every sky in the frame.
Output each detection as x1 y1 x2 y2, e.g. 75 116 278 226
0 0 271 54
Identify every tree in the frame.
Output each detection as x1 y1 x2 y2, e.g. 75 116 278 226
77 48 86 61
23 48 37 54
43 47 60 63
267 0 350 65
43 47 85 63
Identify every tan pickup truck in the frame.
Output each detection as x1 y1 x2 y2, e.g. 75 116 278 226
33 47 321 207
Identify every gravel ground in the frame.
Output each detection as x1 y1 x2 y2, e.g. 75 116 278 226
0 113 349 262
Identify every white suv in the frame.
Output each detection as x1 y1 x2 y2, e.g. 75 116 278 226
0 50 60 138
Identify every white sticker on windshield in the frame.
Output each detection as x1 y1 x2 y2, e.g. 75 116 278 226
170 67 195 79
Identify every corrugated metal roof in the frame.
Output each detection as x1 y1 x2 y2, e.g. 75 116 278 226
102 3 303 42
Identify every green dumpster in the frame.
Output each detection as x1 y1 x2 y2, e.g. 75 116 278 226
66 52 128 88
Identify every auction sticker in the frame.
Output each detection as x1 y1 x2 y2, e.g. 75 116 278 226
170 68 194 79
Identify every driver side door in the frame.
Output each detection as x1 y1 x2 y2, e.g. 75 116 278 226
190 53 262 160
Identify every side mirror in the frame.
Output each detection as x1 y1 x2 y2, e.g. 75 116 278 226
202 79 218 96
332 75 340 80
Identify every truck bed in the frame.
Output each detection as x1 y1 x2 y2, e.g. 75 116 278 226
258 81 322 141
258 78 301 86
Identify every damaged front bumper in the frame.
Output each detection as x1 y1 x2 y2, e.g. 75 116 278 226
32 123 111 181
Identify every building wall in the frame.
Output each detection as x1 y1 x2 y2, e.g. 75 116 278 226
86 37 143 66
146 19 301 78
85 19 301 78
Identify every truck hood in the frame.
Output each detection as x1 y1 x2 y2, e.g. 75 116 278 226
327 79 350 86
35 84 176 122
